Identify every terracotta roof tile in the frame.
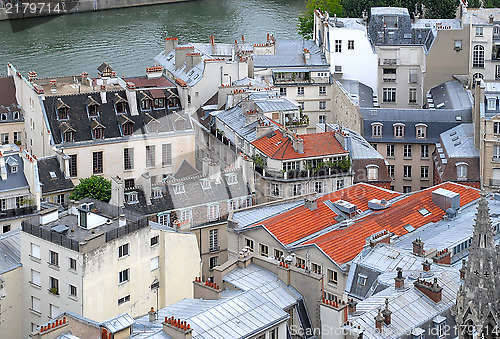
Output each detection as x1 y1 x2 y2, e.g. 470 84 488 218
251 131 348 160
305 182 480 264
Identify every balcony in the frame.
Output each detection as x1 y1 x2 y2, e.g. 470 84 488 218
285 115 309 128
0 205 37 219
260 160 352 181
490 179 500 187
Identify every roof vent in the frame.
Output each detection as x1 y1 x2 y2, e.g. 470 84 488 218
368 199 391 210
431 188 460 212
445 208 457 220
332 200 357 216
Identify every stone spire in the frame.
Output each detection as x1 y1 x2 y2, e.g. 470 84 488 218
455 192 499 337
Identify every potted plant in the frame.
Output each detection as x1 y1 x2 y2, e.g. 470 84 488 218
50 287 58 295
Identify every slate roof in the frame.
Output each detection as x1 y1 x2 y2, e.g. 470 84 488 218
0 228 21 274
37 156 74 195
339 79 374 108
251 131 348 161
0 152 29 192
253 40 327 68
0 76 22 123
43 90 190 145
429 81 472 110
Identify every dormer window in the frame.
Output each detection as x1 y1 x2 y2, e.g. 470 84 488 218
125 191 138 204
56 99 70 120
488 97 497 110
116 102 126 114
154 98 165 109
383 15 398 28
11 165 18 174
366 165 379 181
145 114 159 134
94 127 104 139
0 113 6 121
13 111 20 120
152 188 162 199
393 123 405 138
416 124 427 139
88 104 99 117
456 163 468 180
226 173 237 185
123 122 133 136
173 183 185 194
64 131 74 143
141 98 152 110
371 123 383 138
201 179 211 190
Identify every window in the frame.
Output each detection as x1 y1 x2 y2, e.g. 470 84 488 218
269 328 277 339
296 257 306 267
162 143 172 166
118 295 130 305
319 115 326 124
336 179 344 190
118 269 129 284
404 145 412 158
152 188 162 199
297 87 304 95
201 179 211 190
489 98 497 110
2 225 10 233
31 243 41 259
270 183 281 197
116 101 126 114
245 238 254 251
226 173 238 185
151 256 159 271
367 165 379 181
319 101 326 110
454 40 462 51
69 258 77 270
327 269 338 285
274 248 284 259
209 256 219 269
357 274 367 286
209 229 219 251
421 166 429 179
69 284 77 298
228 199 239 211
298 101 304 109
13 131 21 143
49 304 59 318
207 204 220 221
92 151 103 174
314 181 323 193
118 243 129 258
122 122 133 136
126 191 138 204
146 145 155 168
56 194 65 206
279 87 287 96
49 276 59 294
173 183 185 194
409 69 418 83
31 296 41 313
312 262 321 274
409 88 417 104
63 131 74 143
387 144 395 157
141 98 152 110
372 123 382 138
383 88 396 102
1 133 8 145
69 154 77 177
473 45 485 68
388 165 395 178
383 68 396 75
416 125 427 138
394 124 405 138
475 26 483 36
335 40 342 52
403 186 412 193
348 40 354 50
495 122 500 135
404 165 412 178
179 209 192 224
421 145 429 158
158 213 170 226
58 107 69 120
457 164 468 179
31 269 41 286
496 66 500 80
259 243 269 257
49 250 59 266
151 235 159 247
319 86 326 95
154 98 165 109
123 148 134 170
291 183 302 196
334 65 342 73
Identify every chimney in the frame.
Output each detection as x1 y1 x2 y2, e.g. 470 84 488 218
185 53 202 71
31 317 69 339
193 277 222 300
422 260 431 272
146 66 164 79
175 46 195 70
100 85 107 104
241 34 245 43
163 317 193 339
290 134 304 154
165 37 178 55
474 78 485 149
490 14 494 24
110 176 124 208
347 298 357 314
125 82 139 116
375 309 384 333
28 71 37 82
255 119 274 139
368 230 391 247
208 161 221 183
394 267 405 289
149 307 156 322
50 79 57 94
0 153 6 181
414 277 442 303
209 35 216 54
202 157 211 176
412 238 425 256
460 259 466 280
305 197 318 210
136 172 152 204
304 48 310 59
432 248 451 265
119 214 127 227
382 298 392 325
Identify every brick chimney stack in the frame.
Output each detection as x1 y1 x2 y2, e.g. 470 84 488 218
347 298 357 314
382 298 392 325
432 248 451 265
375 309 384 333
412 238 425 256
422 260 431 272
394 267 405 289
414 277 443 303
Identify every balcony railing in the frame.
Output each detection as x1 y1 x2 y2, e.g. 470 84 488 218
490 179 500 187
261 166 351 181
0 205 36 219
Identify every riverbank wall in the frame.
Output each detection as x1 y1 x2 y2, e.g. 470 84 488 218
0 0 193 21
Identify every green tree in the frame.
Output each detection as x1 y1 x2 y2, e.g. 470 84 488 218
298 0 343 39
424 0 459 19
342 0 420 19
70 175 111 203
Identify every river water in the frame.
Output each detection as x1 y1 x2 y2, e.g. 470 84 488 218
0 0 306 77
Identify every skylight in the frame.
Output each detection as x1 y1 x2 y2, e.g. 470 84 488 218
403 224 415 232
418 208 431 217
49 171 57 179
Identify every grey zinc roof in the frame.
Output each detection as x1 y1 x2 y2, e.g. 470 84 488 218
0 228 20 274
429 81 472 110
339 80 374 108
253 40 327 68
371 7 409 16
223 264 302 310
439 124 479 159
231 200 304 228
56 334 80 339
0 152 29 192
347 269 460 339
101 313 135 334
413 19 462 30
134 290 288 339
254 97 299 113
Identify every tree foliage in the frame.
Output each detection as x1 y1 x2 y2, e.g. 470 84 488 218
70 175 111 203
343 0 419 18
424 0 460 19
298 0 343 39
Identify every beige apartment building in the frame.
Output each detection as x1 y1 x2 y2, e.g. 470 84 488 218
21 199 200 338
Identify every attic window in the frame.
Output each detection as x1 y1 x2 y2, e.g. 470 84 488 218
154 98 165 109
49 171 57 179
201 179 211 190
357 274 367 286
173 183 185 194
94 127 104 139
418 208 431 217
11 165 18 174
226 173 237 185
58 107 69 120
125 191 138 204
63 131 74 143
0 113 6 121
88 104 99 117
384 15 398 28
403 224 415 232
152 188 162 199
13 111 20 120
116 102 126 114
123 122 133 136
141 98 152 110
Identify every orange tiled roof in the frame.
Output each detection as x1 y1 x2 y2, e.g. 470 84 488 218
249 183 400 245
251 131 348 160
304 182 480 264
